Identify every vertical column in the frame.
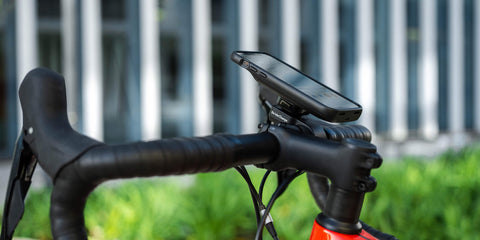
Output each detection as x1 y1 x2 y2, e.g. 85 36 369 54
390 0 408 140
356 0 375 132
449 0 464 135
419 0 439 139
321 0 339 90
239 0 259 134
16 0 38 126
61 0 79 129
140 0 161 140
475 0 480 132
192 0 213 136
81 0 103 140
281 0 301 68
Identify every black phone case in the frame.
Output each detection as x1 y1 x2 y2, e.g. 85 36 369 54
231 51 362 123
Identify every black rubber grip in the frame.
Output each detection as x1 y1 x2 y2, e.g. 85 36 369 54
50 133 278 240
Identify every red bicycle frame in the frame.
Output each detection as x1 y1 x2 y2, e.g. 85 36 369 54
310 220 378 240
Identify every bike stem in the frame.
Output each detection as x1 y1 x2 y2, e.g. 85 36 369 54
261 105 382 235
264 125 381 234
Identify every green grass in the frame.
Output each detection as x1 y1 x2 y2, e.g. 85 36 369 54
3 145 480 239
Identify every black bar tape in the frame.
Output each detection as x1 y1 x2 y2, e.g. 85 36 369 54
49 133 277 240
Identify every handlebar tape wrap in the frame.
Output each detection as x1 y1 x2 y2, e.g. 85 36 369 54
51 133 277 240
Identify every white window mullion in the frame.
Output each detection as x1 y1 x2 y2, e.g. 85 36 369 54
390 0 408 140
16 0 38 128
321 0 339 91
281 0 301 68
192 0 213 136
448 0 464 135
61 0 79 128
356 0 376 132
419 0 439 139
239 0 259 134
81 0 103 140
140 0 161 140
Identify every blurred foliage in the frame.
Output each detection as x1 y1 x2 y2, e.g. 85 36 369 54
3 144 480 239
362 147 480 240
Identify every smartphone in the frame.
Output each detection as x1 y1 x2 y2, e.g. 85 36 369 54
231 51 362 123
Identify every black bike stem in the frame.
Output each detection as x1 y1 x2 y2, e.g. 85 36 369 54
260 125 382 234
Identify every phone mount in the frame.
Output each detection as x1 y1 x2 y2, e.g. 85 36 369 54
257 83 381 235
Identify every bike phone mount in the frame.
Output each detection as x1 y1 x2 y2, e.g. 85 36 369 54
257 86 382 234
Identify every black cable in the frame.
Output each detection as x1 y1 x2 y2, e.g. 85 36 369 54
259 170 271 202
258 170 278 240
235 167 261 225
235 167 280 240
254 170 304 240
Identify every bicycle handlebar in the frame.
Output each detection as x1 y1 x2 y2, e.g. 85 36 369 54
18 69 280 239
50 133 277 239
7 68 383 239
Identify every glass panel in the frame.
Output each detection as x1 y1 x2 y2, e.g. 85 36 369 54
102 0 125 20
160 34 181 137
339 0 356 99
374 0 390 133
212 37 226 133
407 0 419 131
258 0 281 55
102 34 131 144
38 0 60 18
160 0 193 137
38 33 62 72
437 0 448 131
300 0 320 79
0 10 17 159
211 0 224 23
464 0 474 129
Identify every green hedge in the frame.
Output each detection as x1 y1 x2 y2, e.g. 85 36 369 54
361 148 480 239
4 145 480 239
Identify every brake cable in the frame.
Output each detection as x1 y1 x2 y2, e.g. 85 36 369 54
235 166 281 240
254 170 304 240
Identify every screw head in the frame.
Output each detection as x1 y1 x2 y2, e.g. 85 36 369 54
357 183 367 192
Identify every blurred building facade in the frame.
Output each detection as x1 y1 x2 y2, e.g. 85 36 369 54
0 0 479 159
